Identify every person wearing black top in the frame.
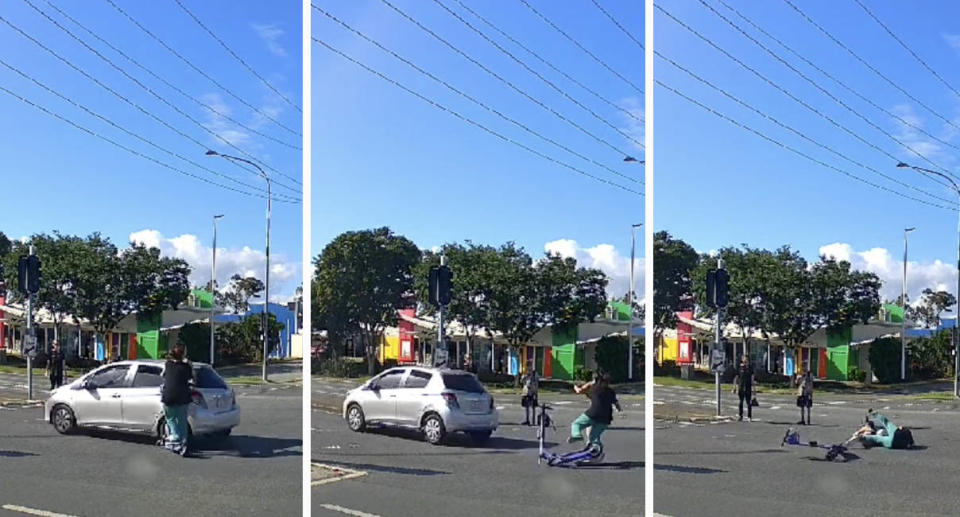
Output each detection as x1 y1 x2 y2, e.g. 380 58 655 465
569 373 622 447
46 341 65 391
161 343 193 456
732 355 755 422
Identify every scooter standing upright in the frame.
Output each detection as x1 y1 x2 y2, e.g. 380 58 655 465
536 403 604 467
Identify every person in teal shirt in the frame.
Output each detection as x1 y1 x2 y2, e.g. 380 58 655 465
856 411 914 449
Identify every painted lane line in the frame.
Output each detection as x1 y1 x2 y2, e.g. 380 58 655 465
312 463 368 486
2 504 79 517
318 504 381 517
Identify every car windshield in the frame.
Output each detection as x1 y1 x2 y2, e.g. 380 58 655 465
441 373 484 393
193 365 228 389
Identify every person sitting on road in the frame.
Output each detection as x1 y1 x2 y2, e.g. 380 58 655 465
520 369 539 426
569 373 622 452
856 410 914 449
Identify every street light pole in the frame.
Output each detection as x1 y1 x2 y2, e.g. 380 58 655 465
628 223 642 381
207 151 271 382
897 162 960 397
211 214 224 367
902 227 915 381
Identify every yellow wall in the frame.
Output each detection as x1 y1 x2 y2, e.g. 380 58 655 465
379 334 400 362
661 336 678 363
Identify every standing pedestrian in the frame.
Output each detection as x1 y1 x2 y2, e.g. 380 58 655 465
46 341 65 391
732 354 755 422
796 370 814 425
520 368 539 426
161 343 193 457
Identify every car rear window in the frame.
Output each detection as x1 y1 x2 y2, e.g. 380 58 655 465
193 366 228 389
441 373 484 393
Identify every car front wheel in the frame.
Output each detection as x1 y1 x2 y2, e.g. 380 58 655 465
346 404 366 432
422 414 446 445
51 405 77 435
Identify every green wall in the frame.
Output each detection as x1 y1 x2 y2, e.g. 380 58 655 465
826 327 852 381
136 312 166 359
551 326 578 380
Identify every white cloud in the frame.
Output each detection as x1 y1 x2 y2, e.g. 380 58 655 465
200 93 252 148
129 229 300 301
252 23 287 58
544 239 645 303
818 242 956 304
943 33 960 51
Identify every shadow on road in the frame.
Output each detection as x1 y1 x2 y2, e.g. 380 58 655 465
576 460 643 470
657 449 788 456
652 462 726 474
317 459 449 476
78 429 300 459
0 449 37 457
762 421 839 428
359 427 546 450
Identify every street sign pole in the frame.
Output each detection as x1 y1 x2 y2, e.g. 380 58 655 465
436 256 446 367
714 257 724 417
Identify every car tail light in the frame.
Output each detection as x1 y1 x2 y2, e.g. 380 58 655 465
190 390 207 409
441 392 459 409
231 391 236 408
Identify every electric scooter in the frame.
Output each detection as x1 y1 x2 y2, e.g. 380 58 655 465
536 404 604 467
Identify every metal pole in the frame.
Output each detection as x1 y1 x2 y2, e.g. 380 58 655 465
628 225 636 381
27 245 34 401
264 175 271 382
902 228 913 381
210 216 221 367
715 256 723 417
955 206 959 398
436 256 446 367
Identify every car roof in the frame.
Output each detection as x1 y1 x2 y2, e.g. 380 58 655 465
98 359 211 367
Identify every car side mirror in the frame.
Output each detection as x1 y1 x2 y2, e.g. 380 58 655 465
369 383 379 391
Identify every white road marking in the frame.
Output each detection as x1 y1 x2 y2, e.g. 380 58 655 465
312 463 368 486
2 504 79 517
770 406 781 410
318 504 381 517
827 401 846 405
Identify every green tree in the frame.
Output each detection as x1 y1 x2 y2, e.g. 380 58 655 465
909 288 956 328
810 257 882 332
221 274 265 314
482 243 540 375
314 227 421 375
535 252 608 331
652 231 698 360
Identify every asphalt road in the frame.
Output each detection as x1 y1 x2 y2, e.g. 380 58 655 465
0 384 302 517
313 377 644 517
654 384 960 517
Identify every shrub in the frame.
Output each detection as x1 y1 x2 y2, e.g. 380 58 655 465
594 336 629 383
573 366 593 382
849 367 867 383
654 359 679 376
314 357 366 378
868 337 901 384
910 330 953 380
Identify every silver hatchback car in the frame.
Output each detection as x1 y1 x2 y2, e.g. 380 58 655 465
342 367 499 445
45 360 240 441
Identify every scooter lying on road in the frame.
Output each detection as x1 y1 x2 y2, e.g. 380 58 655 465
536 403 605 467
780 427 859 462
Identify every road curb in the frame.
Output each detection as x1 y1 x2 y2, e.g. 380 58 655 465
0 399 43 409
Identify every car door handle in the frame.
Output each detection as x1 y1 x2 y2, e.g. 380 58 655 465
111 393 121 398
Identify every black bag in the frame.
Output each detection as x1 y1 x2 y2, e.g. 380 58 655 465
751 396 759 407
892 428 914 449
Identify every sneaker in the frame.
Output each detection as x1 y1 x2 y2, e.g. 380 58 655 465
797 420 806 425
746 417 753 422
738 416 743 421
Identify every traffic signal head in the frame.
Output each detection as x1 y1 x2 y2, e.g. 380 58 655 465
428 266 439 306
438 265 453 306
715 269 729 308
706 269 717 309
17 255 40 294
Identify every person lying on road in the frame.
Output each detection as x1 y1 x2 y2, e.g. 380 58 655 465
856 410 914 449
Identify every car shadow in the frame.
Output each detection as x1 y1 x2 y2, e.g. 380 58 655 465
317 459 448 477
361 427 547 450
653 462 727 474
190 435 302 459
0 449 38 458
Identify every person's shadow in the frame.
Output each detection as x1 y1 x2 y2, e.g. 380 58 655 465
190 435 302 459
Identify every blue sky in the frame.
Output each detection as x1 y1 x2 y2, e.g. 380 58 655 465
0 0 302 301
656 0 960 303
312 0 644 297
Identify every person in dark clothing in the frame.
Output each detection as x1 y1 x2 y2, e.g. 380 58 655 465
161 343 193 456
732 355 755 422
857 410 915 449
46 341 65 391
569 373 622 449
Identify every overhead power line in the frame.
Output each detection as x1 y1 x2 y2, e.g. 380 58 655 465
656 51 953 205
102 0 301 137
695 0 952 179
431 0 643 150
588 0 644 51
657 3 952 190
782 0 960 151
376 0 637 158
518 0 643 95
717 0 960 175
18 0 301 192
452 0 642 125
0 56 299 202
172 0 301 113
657 79 955 212
0 83 298 203
313 36 642 196
313 4 638 184
44 0 301 152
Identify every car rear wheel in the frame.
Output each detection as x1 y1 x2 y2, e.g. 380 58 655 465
422 414 446 445
51 405 77 435
346 404 366 432
468 430 492 444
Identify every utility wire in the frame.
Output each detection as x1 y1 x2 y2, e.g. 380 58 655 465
313 36 642 196
314 4 638 184
44 0 301 153
103 0 301 137
172 0 301 113
657 4 952 190
588 0 644 51
518 0 643 95
431 0 643 150
376 0 637 158
657 79 955 212
718 0 960 180
17 0 301 194
782 0 960 152
453 0 642 125
695 0 952 179
0 56 299 202
0 84 298 203
656 51 954 205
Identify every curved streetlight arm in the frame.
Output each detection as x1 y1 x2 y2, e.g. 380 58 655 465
897 162 960 195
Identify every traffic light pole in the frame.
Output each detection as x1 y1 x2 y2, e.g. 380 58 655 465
26 245 34 401
436 256 446 368
714 257 724 417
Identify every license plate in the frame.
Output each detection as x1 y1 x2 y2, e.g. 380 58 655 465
472 401 483 410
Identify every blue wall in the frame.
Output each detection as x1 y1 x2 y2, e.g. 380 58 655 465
216 303 297 358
